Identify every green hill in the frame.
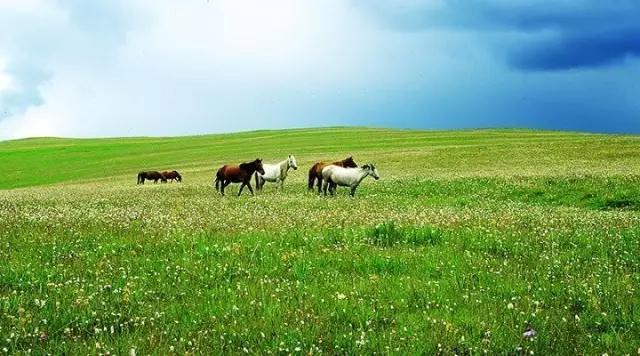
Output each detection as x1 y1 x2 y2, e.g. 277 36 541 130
2 127 639 189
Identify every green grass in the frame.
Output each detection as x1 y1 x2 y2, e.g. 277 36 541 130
1 127 639 354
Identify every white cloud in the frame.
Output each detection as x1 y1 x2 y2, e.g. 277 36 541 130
0 58 11 92
1 0 403 138
3 0 462 139
1 0 637 139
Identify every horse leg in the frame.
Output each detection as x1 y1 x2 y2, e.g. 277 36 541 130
317 177 323 194
246 181 255 196
258 177 264 191
238 183 246 196
330 182 337 196
221 180 231 196
350 186 356 197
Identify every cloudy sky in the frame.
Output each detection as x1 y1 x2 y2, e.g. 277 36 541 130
0 0 639 139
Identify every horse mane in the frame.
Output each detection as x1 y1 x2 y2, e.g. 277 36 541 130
240 158 262 170
341 156 357 168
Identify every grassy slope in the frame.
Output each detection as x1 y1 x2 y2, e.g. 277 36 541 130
1 127 640 354
2 127 639 189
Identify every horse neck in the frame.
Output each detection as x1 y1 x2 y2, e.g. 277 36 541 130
279 159 290 176
354 168 370 184
241 162 257 174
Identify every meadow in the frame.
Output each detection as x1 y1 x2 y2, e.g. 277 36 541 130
0 127 639 354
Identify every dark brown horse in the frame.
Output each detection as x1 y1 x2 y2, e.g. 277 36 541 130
307 156 357 193
161 170 182 183
137 171 166 184
214 159 265 196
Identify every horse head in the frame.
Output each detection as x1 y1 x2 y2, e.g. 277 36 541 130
255 158 265 175
288 155 298 170
362 164 380 180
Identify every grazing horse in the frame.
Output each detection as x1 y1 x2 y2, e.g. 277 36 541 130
307 156 357 193
214 159 265 196
322 164 380 197
137 171 166 184
161 170 182 183
255 155 298 191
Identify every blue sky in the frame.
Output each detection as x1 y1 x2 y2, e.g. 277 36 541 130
0 0 638 139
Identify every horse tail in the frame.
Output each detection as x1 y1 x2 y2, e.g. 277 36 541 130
307 164 317 191
137 172 143 184
215 166 224 191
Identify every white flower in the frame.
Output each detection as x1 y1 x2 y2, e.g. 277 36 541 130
523 328 537 339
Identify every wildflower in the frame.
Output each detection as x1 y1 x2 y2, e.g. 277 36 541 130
523 327 537 339
507 303 514 310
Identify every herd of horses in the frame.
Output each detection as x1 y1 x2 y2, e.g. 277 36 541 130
137 155 380 197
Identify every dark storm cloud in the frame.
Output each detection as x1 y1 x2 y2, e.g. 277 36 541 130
509 26 640 70
354 0 640 70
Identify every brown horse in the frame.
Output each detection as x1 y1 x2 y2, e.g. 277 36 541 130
307 156 357 193
137 171 166 184
161 170 182 183
214 159 265 196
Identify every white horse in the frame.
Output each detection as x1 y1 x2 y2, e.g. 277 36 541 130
255 155 298 191
321 163 380 197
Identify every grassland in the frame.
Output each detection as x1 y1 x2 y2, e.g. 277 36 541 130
1 127 639 354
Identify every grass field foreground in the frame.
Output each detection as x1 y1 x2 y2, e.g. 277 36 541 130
1 128 639 354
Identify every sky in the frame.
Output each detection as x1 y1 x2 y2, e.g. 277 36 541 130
0 0 639 139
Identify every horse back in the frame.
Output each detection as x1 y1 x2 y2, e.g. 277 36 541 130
162 171 177 179
143 171 162 179
219 165 247 182
310 162 327 176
